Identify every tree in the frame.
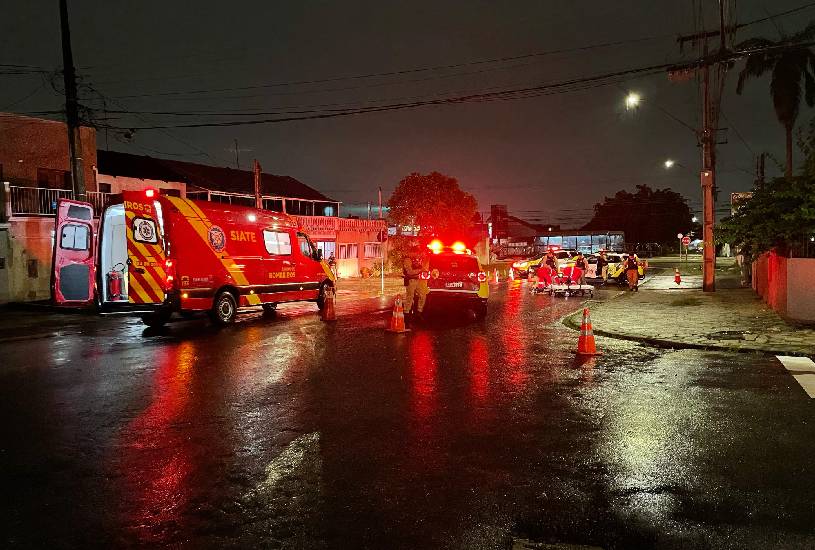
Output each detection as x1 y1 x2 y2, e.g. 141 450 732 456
582 185 694 246
735 23 815 178
718 176 815 260
387 172 477 236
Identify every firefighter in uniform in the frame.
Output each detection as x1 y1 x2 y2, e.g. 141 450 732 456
403 243 427 319
540 249 558 286
625 252 640 291
574 252 587 286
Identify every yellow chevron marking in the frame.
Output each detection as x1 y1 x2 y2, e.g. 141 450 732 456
128 276 154 304
167 197 252 289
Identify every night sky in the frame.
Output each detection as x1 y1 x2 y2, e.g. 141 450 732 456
2 1 813 226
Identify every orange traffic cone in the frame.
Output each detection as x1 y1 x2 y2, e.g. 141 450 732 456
386 294 410 333
321 286 337 321
576 307 602 356
494 269 500 284
674 268 681 285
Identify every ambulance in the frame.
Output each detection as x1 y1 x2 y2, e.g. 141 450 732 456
51 189 336 326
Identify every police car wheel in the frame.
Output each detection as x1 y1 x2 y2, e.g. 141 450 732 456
211 291 237 325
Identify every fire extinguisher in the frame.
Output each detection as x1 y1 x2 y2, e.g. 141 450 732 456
107 263 125 300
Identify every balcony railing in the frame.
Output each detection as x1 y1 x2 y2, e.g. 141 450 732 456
8 186 112 217
7 187 385 237
9 186 74 216
293 215 386 235
87 191 113 213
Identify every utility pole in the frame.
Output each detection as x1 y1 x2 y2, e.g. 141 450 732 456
672 0 734 292
756 152 765 188
701 57 716 292
59 0 85 200
234 139 241 169
253 160 262 209
378 186 383 219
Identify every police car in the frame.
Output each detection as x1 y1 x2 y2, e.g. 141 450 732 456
512 254 544 278
422 240 489 319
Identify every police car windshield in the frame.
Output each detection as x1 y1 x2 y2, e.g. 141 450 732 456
429 255 479 272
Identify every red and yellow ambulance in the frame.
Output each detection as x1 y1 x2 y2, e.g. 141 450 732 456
51 189 335 326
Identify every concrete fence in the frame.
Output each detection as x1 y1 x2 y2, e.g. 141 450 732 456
753 252 815 323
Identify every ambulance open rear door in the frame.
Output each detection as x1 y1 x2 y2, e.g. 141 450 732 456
123 191 167 305
52 199 96 306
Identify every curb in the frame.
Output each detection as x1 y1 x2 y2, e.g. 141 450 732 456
4 301 94 315
561 311 811 357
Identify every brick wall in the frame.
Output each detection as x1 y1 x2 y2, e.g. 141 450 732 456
0 113 97 192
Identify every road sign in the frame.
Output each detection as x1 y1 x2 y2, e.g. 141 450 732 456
682 236 691 246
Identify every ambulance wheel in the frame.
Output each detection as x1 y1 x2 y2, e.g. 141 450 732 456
142 309 172 327
316 282 331 311
210 291 237 325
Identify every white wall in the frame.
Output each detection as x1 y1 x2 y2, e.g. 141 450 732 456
96 174 186 197
786 259 815 322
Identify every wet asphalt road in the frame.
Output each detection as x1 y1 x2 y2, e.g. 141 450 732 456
1 281 814 549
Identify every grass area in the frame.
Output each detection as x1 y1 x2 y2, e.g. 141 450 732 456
646 255 738 277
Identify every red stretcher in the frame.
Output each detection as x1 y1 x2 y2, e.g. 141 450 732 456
532 265 594 297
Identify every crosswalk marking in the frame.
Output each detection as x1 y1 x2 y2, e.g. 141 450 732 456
777 355 815 398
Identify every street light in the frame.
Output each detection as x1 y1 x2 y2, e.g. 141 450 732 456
664 159 675 169
692 216 698 223
624 92 641 110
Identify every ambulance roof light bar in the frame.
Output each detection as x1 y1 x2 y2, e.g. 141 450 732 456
144 188 157 198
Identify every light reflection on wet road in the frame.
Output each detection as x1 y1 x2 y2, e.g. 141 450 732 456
1 280 814 549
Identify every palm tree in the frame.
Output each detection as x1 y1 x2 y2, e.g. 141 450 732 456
736 23 815 178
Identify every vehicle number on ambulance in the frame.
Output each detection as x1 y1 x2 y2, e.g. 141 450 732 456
445 281 463 288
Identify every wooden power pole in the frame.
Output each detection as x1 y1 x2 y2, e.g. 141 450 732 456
59 0 85 200
672 0 735 292
253 160 262 209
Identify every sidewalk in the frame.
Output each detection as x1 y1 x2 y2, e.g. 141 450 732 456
564 275 815 356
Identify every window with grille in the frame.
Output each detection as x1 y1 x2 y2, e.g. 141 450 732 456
364 243 381 259
338 243 358 259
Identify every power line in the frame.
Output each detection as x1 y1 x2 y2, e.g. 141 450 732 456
97 61 677 130
719 109 755 155
83 84 225 163
100 34 672 99
738 1 815 30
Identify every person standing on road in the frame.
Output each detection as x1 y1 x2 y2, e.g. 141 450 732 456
596 251 608 284
625 252 639 291
327 253 337 279
403 242 426 319
544 249 557 272
574 252 587 286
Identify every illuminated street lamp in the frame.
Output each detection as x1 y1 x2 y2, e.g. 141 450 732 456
664 159 676 169
625 92 641 110
692 216 698 223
